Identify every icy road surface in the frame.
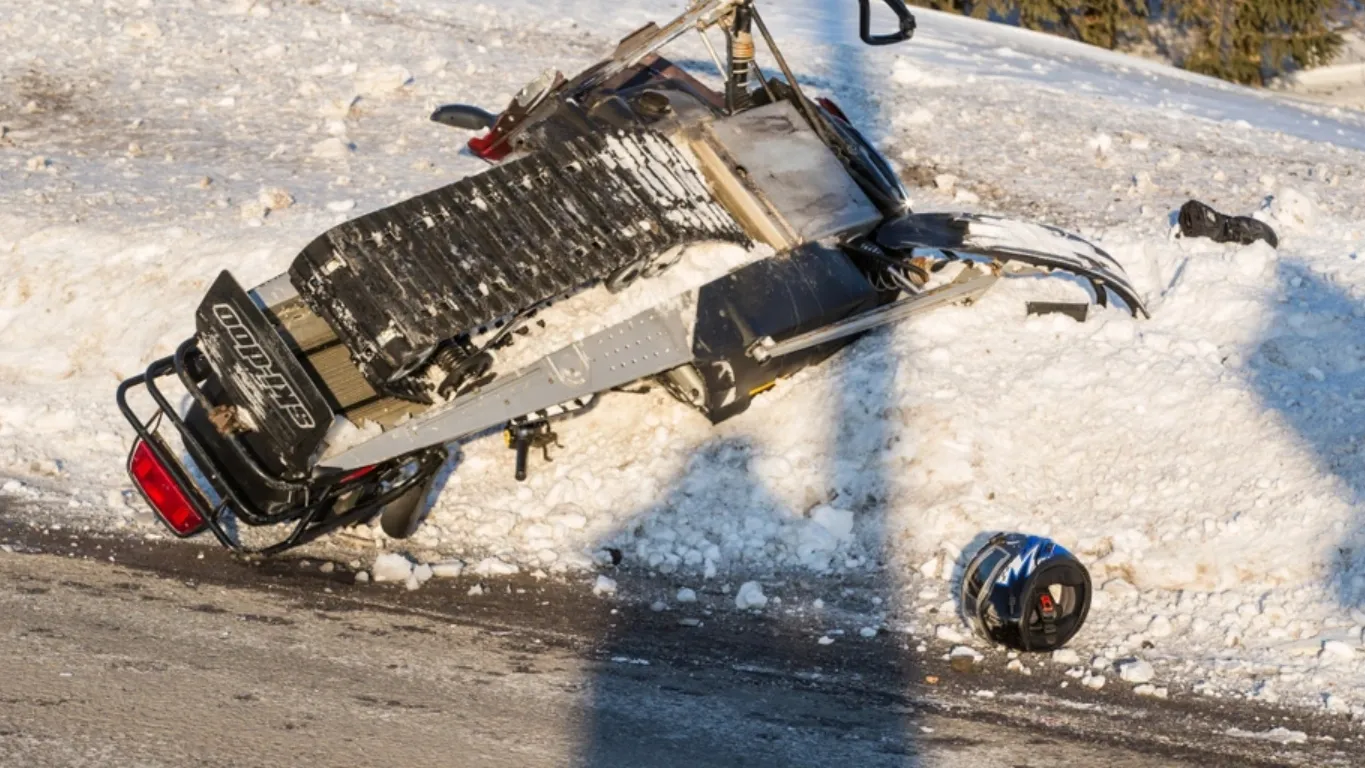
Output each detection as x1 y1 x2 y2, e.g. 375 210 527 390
3 0 1365 718
1 521 1357 767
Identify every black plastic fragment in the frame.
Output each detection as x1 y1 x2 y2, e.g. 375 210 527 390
1178 199 1279 248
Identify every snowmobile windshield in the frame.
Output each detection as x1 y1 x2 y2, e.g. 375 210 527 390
568 0 741 96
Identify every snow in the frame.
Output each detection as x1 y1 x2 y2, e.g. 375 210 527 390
2 0 1365 711
473 558 519 577
429 561 465 579
950 645 982 661
734 581 768 610
370 552 415 583
1051 649 1082 666
1118 659 1155 684
592 574 618 596
1226 726 1309 745
676 588 698 603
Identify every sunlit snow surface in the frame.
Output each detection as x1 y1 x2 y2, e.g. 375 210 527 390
2 0 1365 709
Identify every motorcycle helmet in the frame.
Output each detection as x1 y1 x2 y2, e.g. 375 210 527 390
960 533 1091 652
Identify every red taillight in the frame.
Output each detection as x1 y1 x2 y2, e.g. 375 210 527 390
340 464 378 484
129 439 207 536
816 97 850 124
467 131 510 162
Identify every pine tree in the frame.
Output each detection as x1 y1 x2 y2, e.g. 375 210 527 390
1068 0 1151 49
908 0 1344 84
1175 0 1342 84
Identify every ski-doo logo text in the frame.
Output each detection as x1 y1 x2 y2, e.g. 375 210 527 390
211 304 317 430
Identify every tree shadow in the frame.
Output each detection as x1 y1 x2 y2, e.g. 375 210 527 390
575 335 924 764
573 4 926 762
1245 259 1365 607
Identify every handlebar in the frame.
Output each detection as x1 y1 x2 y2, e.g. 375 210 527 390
858 0 916 46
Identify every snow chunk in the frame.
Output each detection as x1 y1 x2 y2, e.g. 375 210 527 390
326 199 357 213
473 557 518 577
592 575 618 596
676 587 698 603
1133 684 1168 699
934 625 966 643
1319 639 1355 663
1081 674 1106 690
891 57 950 87
312 137 355 159
412 564 434 584
371 552 414 583
735 581 768 610
1226 727 1308 745
1051 649 1081 666
1268 187 1319 231
810 505 854 542
354 65 413 96
429 561 464 578
1118 659 1155 684
950 645 983 661
258 187 294 212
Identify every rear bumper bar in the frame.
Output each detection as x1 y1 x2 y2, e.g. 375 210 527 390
114 338 434 555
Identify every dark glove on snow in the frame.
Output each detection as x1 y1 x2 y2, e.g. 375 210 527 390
1178 199 1278 248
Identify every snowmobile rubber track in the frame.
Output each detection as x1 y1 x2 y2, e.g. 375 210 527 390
289 129 747 389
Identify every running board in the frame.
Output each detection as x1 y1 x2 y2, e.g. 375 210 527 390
747 273 997 362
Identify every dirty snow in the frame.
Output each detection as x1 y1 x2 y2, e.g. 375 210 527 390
2 0 1365 713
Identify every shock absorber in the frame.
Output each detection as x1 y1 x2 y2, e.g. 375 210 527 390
726 4 755 113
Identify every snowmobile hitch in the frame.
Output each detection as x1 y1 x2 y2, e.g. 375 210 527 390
505 421 561 482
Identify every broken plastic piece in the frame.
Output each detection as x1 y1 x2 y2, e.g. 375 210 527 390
1178 199 1279 248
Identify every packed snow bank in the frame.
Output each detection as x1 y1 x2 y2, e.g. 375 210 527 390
3 0 1365 712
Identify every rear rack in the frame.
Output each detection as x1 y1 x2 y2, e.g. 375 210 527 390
115 340 442 555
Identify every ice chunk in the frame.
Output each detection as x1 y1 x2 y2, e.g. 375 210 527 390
354 65 413 96
473 557 518 577
1118 659 1155 683
312 137 355 159
735 581 768 610
430 561 464 578
1051 649 1081 666
593 575 618 596
371 552 414 583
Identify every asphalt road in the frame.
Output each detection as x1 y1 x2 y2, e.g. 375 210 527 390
0 518 1360 767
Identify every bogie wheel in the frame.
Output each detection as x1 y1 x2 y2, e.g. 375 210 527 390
605 258 646 293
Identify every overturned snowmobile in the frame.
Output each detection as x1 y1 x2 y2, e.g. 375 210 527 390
117 0 1145 555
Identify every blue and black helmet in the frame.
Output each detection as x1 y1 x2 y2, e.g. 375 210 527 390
960 533 1091 652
